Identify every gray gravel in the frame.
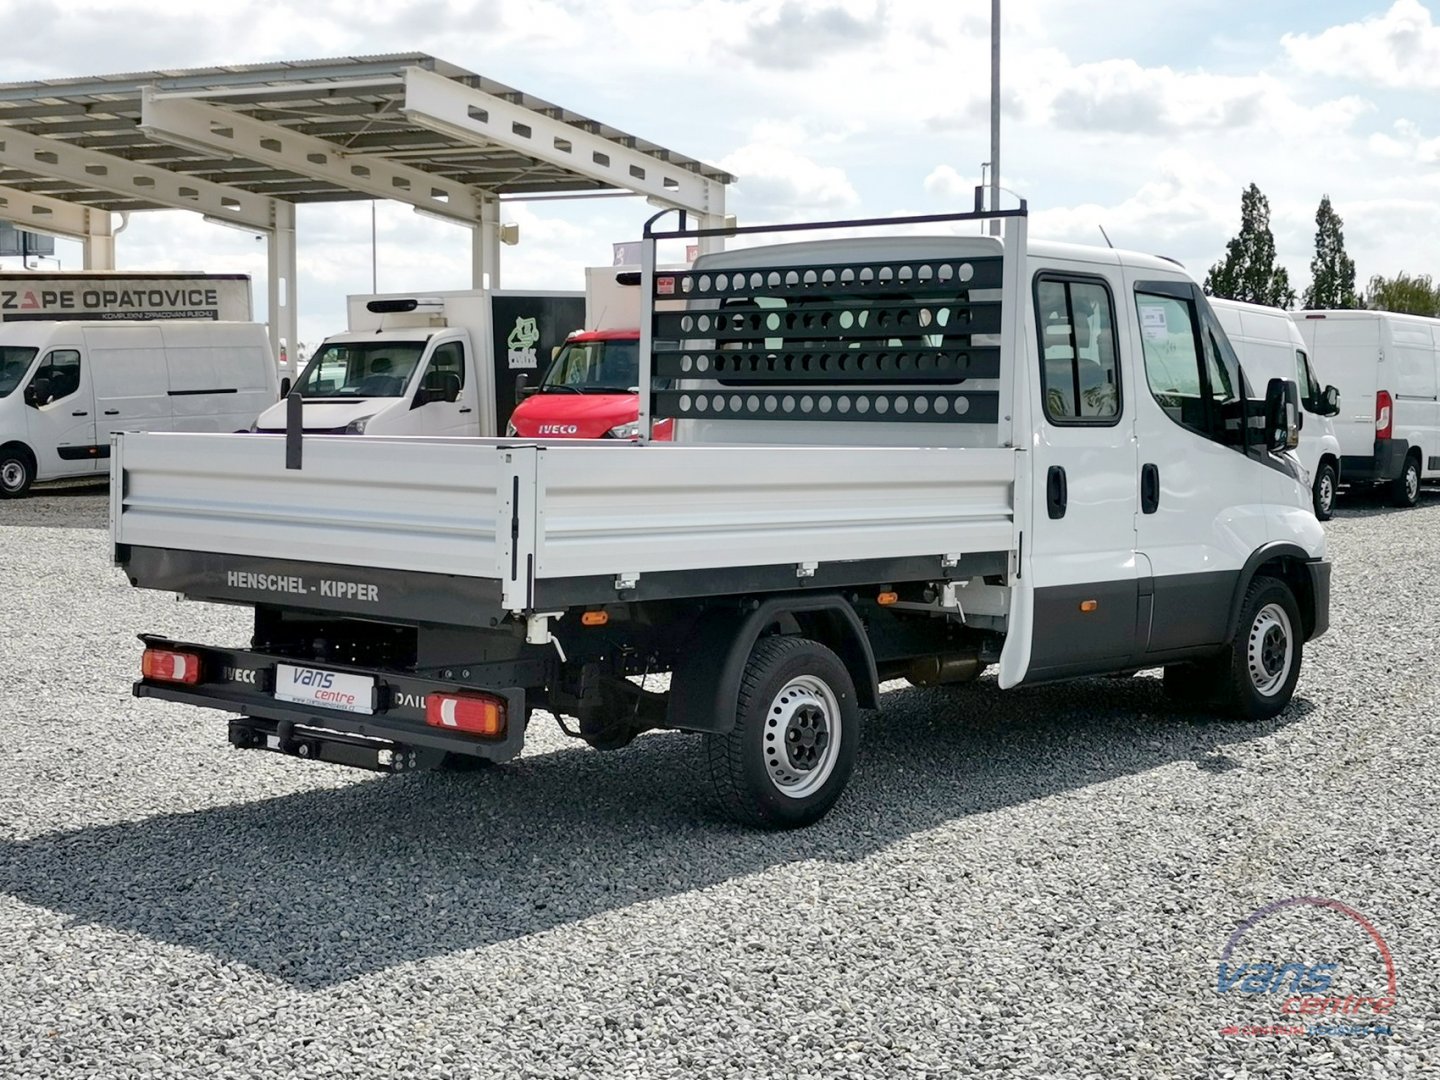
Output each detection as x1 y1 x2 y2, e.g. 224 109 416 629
0 482 1437 1078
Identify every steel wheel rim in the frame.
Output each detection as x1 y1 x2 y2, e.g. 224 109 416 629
763 674 841 799
1247 602 1293 698
1318 473 1334 515
0 460 24 492
1407 464 1420 501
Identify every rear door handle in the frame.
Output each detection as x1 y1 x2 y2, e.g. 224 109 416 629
103 409 120 416
1141 463 1160 514
1046 465 1068 520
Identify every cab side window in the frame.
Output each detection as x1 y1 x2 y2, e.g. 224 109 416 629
422 341 466 390
31 349 81 404
1034 275 1121 424
1136 292 1246 451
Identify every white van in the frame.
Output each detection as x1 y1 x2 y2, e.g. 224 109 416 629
0 320 275 497
1211 298 1342 518
1291 309 1440 507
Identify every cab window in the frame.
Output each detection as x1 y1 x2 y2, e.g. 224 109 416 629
1034 275 1121 423
30 349 81 405
1136 291 1246 451
422 341 466 389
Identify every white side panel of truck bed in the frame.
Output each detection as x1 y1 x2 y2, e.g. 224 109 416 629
113 433 512 578
530 444 1016 580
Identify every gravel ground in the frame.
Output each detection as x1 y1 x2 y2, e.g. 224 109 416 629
0 480 1436 1079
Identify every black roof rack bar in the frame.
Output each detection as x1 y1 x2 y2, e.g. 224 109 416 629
643 205 1028 241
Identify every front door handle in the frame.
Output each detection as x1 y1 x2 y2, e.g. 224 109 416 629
458 407 473 413
103 409 120 416
72 410 89 417
1046 465 1068 520
1141 463 1160 514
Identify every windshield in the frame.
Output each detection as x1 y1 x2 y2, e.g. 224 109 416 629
540 339 639 393
0 346 38 399
292 341 426 398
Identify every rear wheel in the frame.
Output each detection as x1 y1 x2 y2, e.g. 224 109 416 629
0 446 35 499
1312 462 1337 520
703 636 858 828
1390 453 1421 508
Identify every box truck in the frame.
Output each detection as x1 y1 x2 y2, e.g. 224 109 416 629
251 289 583 437
1291 309 1440 507
114 208 1328 827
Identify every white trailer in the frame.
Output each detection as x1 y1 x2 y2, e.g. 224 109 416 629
112 208 1330 827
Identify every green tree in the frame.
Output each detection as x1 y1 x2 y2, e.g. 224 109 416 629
1301 195 1358 309
1204 183 1297 308
1364 272 1440 317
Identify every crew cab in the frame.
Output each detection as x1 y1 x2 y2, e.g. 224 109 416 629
113 207 1329 828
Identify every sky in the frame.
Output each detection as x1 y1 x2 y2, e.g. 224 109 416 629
1 0 1438 348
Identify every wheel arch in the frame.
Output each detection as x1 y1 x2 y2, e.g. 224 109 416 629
666 594 880 735
1226 543 1319 643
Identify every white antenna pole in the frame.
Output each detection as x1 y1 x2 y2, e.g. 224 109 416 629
989 0 1001 237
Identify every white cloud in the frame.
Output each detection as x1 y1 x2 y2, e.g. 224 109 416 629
1283 0 1440 89
719 141 860 221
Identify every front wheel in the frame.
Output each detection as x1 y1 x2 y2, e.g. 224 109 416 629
0 448 35 499
1390 454 1421 508
1312 462 1337 520
1212 576 1303 720
703 636 858 828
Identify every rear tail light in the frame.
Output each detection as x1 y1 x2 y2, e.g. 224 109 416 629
426 692 506 737
1376 391 1393 440
142 648 202 685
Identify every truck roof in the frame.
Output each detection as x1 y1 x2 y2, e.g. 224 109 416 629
693 235 1192 279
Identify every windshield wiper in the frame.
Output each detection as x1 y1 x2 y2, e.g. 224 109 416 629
540 384 585 394
578 385 634 393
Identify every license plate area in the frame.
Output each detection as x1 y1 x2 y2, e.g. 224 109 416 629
274 663 376 715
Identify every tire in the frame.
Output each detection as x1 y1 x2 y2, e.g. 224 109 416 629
0 446 35 499
1390 453 1421 508
703 636 859 829
1212 575 1303 720
1312 462 1337 521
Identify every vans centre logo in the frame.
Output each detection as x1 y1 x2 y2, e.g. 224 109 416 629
506 315 540 369
1217 896 1397 1038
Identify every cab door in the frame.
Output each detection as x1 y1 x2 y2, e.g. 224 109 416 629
24 346 98 479
1128 280 1270 656
407 337 473 436
1023 268 1142 680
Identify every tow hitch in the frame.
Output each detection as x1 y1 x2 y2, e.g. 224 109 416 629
228 717 451 773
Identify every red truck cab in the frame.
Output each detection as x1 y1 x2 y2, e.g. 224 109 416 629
506 328 672 440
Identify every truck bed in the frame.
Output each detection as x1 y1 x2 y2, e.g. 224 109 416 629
113 432 1017 617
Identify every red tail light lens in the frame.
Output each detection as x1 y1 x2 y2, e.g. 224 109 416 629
1376 390 1393 440
426 692 507 737
142 648 202 685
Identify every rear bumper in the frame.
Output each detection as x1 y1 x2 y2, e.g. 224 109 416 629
1306 559 1331 641
134 637 527 766
1341 438 1409 484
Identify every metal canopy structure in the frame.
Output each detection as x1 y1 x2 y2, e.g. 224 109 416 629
0 54 734 360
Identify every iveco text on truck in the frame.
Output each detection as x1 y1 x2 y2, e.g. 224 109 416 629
113 208 1330 827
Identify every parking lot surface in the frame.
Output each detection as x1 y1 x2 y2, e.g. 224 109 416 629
0 482 1435 1078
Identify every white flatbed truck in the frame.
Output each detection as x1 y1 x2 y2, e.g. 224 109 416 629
113 208 1330 827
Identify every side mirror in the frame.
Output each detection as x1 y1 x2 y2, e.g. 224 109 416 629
438 372 461 403
1322 385 1340 416
279 376 292 399
1265 377 1301 453
515 372 537 401
23 378 50 408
